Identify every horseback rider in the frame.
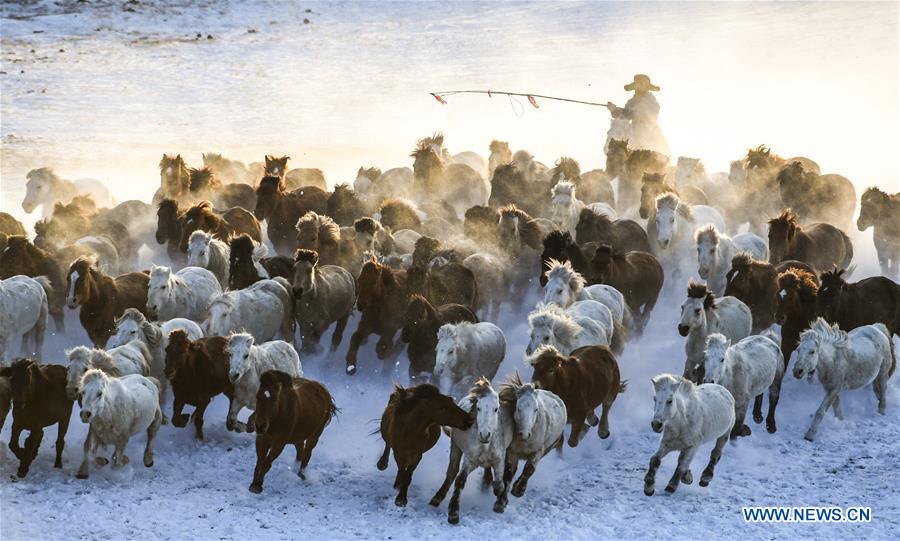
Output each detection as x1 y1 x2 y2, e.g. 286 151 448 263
607 74 671 158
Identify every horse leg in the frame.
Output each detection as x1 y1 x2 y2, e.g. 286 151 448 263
700 434 729 487
331 315 350 351
226 398 246 434
76 426 94 479
430 444 462 507
344 324 370 375
157 377 169 425
447 459 476 525
492 458 509 513
298 432 322 480
752 394 764 424
18 429 44 478
832 395 844 420
194 399 211 439
598 401 613 439
766 372 783 433
54 413 70 468
874 372 888 415
730 401 750 440
9 419 24 460
511 458 537 498
586 410 599 426
567 415 587 447
805 390 838 441
112 437 129 467
665 447 698 493
396 455 422 507
644 440 674 496
249 439 286 493
144 409 161 468
171 398 189 428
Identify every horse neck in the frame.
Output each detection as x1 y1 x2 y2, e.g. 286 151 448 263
687 316 709 360
84 271 114 309
788 230 812 259
52 176 76 202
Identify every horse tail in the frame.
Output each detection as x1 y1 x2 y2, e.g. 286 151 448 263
609 320 628 356
761 329 781 348
33 275 53 302
618 380 628 394
145 376 162 391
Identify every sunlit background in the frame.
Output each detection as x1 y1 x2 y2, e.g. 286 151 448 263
1 1 898 221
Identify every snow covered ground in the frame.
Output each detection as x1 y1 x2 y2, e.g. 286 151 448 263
1 1 899 540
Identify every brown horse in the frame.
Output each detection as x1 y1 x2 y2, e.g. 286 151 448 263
407 260 478 311
66 256 149 347
0 235 67 330
400 295 478 381
378 199 423 232
202 152 254 184
377 383 472 506
489 164 551 218
817 269 900 335
189 167 257 210
857 187 900 278
539 230 592 287
254 176 328 256
164 330 234 440
0 212 26 237
575 208 650 253
463 205 500 247
777 162 856 230
158 154 190 201
767 209 853 271
249 370 337 493
327 183 370 227
1 359 73 478
345 259 409 375
228 234 294 290
179 200 261 252
724 252 779 333
590 245 663 333
528 344 625 447
264 154 328 191
155 199 187 261
605 139 669 213
775 268 819 370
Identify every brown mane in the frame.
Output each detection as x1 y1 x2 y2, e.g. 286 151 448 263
189 167 221 192
777 267 819 300
687 279 716 310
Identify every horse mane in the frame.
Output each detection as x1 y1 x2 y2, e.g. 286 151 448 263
579 206 614 228
730 251 756 271
818 268 848 291
393 383 443 416
356 167 381 181
80 368 110 390
294 248 319 265
546 258 585 291
189 167 220 192
89 349 123 377
70 255 98 277
377 199 423 226
159 154 187 172
641 172 667 185
499 204 542 247
529 304 580 344
705 333 729 358
465 376 494 409
354 217 382 236
116 308 163 348
189 228 213 245
527 344 562 367
542 230 574 252
157 198 179 214
498 372 530 406
410 134 443 159
651 373 695 392
687 279 716 310
694 223 721 246
465 205 500 224
295 211 340 244
801 317 848 348
209 293 237 311
777 267 819 299
332 183 360 201
552 157 581 182
230 234 256 259
489 140 509 153
655 192 681 212
607 139 629 153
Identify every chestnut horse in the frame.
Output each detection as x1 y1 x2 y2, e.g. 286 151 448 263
345 259 409 375
254 176 328 256
179 200 261 252
0 235 66 330
574 208 650 253
767 209 853 271
774 268 819 369
724 252 779 333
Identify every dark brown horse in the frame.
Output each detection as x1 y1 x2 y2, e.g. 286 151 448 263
254 176 328 256
575 208 650 253
0 212 26 237
857 187 900 278
0 359 73 478
400 295 478 381
407 260 478 311
378 383 472 507
817 269 899 335
0 235 66 330
529 344 625 447
724 252 779 333
345 259 409 375
591 245 663 333
189 167 257 210
767 209 853 271
775 268 819 372
164 330 234 440
228 234 294 290
327 183 370 227
489 164 551 218
777 161 856 230
249 370 337 493
66 256 149 347
264 154 328 191
179 200 261 252
539 230 592 287
463 205 500 247
155 199 187 262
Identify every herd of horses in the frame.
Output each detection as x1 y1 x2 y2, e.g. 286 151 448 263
0 135 898 524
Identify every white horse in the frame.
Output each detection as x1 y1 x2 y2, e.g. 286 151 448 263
679 282 752 382
703 333 784 438
226 332 302 433
498 374 567 497
793 318 895 441
187 230 230 290
655 193 726 274
430 378 515 523
65 341 151 401
203 278 294 343
147 265 221 322
526 303 610 356
0 275 50 364
542 259 627 326
75 369 161 479
695 224 768 296
107 308 203 422
462 252 507 320
434 322 506 400
550 181 617 236
645 374 735 495
21 167 114 218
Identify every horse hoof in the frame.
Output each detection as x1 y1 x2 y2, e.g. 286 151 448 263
644 485 655 496
298 470 306 480
16 469 28 478
448 513 460 525
598 429 610 439
753 414 763 424
54 461 63 469
75 472 88 480
429 497 441 507
803 433 815 442
699 479 710 487
376 459 388 471
394 497 407 507
511 485 525 498
681 471 693 485
766 422 777 434
740 425 751 436
664 483 677 493
346 365 357 376
248 483 263 494
95 457 109 467
493 502 506 514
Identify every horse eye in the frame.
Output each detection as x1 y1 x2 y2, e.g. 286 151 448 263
244 353 249 359
666 399 672 404
694 309 700 314
494 407 498 413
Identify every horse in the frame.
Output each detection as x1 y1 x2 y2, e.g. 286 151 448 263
767 208 853 271
188 167 256 210
249 370 337 493
254 176 328 255
67 256 150 347
21 167 114 218
488 140 512 180
291 249 357 354
777 161 856 230
793 318 895 441
528 344 624 446
434 321 506 400
703 333 784 437
155 198 187 262
75 370 162 479
179 200 261 253
511 149 551 184
0 276 50 364
377 383 472 507
407 258 479 312
203 278 295 343
542 259 627 327
377 199 423 232
590 245 663 334
345 259 410 375
429 378 515 523
857 187 900 278
539 230 591 287
724 252 779 332
227 332 302 433
526 303 613 356
295 211 346 268
497 373 566 497
157 154 191 201
694 224 768 296
400 295 478 382
1 359 74 478
463 205 501 247
461 252 506 320
355 166 415 205
574 208 650 253
186 230 230 289
107 308 202 423
228 234 294 290
164 330 233 440
775 267 820 369
263 154 327 191
679 281 752 382
326 183 370 227
147 264 222 322
817 269 900 335
0 376 10 436
644 374 734 495
605 140 669 214
0 236 67 331
654 193 726 275
639 172 705 221
550 181 617 236
489 164 550 219
411 135 488 218
0 212 26 237
64 341 151 401
202 152 255 184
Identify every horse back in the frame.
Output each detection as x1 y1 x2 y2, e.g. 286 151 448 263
12 364 73 428
113 272 151 314
567 345 621 410
282 378 335 442
436 303 478 325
